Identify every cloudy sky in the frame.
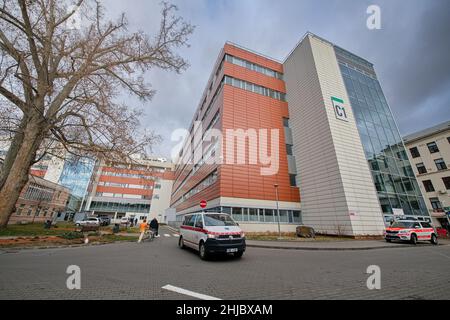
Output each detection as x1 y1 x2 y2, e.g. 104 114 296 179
103 0 450 158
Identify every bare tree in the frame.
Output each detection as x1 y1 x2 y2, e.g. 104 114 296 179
0 0 194 227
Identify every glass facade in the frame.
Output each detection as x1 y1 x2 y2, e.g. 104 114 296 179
89 201 150 213
336 48 428 217
59 157 95 198
185 206 302 224
58 156 95 211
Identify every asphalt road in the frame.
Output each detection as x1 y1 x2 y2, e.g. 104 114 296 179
1 226 449 300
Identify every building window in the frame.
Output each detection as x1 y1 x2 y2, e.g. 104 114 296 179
442 177 450 190
223 76 286 101
289 174 297 187
248 208 258 221
427 142 439 153
430 197 443 211
16 204 25 216
286 144 293 156
435 158 447 171
409 147 420 158
231 207 243 221
416 163 427 174
292 211 301 223
283 117 290 128
224 54 283 79
279 210 289 223
422 180 435 192
263 209 275 222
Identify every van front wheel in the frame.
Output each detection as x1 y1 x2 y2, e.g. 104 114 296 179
178 236 185 249
199 242 208 260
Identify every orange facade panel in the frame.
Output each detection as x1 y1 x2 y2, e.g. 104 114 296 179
162 171 175 180
224 43 283 73
174 182 220 212
171 44 300 213
223 62 286 93
101 166 168 179
99 175 154 186
30 169 46 177
220 85 299 203
96 185 152 196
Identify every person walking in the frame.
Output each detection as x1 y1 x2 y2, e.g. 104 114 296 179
138 219 148 243
150 218 159 237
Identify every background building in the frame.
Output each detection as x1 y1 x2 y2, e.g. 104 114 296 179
284 33 428 236
8 175 70 224
170 42 302 233
1 136 174 223
171 33 430 236
84 157 174 223
403 121 450 229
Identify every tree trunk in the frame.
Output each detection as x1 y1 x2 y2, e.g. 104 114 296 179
0 117 45 228
0 116 29 189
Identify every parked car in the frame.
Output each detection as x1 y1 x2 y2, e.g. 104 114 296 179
75 217 101 227
98 216 111 226
120 217 130 225
384 220 438 245
178 212 246 260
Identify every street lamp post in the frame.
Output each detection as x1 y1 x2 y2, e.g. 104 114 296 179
274 184 281 239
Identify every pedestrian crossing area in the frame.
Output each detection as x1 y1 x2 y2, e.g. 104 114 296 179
161 233 180 238
163 233 179 238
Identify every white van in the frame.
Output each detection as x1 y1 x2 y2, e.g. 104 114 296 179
178 212 246 260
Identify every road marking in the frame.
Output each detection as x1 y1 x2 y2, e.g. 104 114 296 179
172 234 179 237
162 284 221 300
164 234 171 237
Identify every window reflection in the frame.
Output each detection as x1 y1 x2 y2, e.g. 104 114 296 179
339 63 427 216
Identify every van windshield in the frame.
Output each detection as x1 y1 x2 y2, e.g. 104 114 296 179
204 214 237 226
390 221 415 228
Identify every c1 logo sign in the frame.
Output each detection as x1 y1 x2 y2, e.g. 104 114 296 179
331 97 348 122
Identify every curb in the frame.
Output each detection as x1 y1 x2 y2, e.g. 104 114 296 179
246 242 450 251
0 240 134 253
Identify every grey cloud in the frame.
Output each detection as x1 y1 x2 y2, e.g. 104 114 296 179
102 0 450 157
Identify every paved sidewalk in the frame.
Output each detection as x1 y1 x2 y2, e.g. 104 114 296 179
246 238 450 251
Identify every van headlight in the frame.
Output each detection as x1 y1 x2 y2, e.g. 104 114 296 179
207 233 217 239
240 232 245 238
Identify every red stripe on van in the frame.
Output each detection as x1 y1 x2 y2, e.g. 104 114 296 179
180 225 241 236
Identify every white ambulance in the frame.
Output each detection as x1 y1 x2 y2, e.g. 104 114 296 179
178 212 246 260
384 220 438 245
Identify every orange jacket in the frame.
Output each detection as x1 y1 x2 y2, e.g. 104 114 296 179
139 222 148 233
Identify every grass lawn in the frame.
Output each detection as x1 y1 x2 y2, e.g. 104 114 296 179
119 226 140 234
0 222 141 237
0 222 78 237
101 234 139 242
0 222 138 248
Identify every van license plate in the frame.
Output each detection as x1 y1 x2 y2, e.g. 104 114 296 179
227 248 238 253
